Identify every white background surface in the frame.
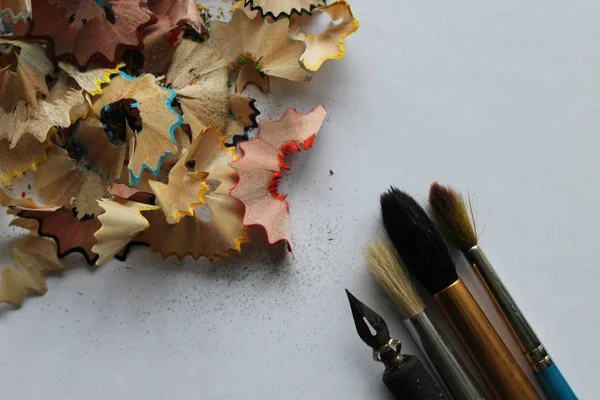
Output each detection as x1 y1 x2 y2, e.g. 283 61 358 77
2 0 600 398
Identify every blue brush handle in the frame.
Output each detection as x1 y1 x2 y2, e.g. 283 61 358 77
536 363 578 400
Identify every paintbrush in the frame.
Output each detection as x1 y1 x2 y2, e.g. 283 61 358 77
380 187 541 400
365 239 487 400
429 182 578 400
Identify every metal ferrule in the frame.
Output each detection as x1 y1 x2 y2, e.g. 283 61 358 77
405 311 488 400
375 338 405 368
529 345 553 373
466 245 554 373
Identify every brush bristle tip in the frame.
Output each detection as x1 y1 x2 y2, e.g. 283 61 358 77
428 182 478 251
364 239 425 318
380 188 458 294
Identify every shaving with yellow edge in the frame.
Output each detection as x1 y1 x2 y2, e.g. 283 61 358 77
58 61 125 96
0 133 53 185
140 127 248 260
290 1 359 71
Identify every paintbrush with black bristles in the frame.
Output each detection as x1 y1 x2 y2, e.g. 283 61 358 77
429 182 578 400
365 239 487 400
380 187 541 400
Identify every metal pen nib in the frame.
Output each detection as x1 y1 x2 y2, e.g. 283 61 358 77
346 289 402 365
345 289 450 399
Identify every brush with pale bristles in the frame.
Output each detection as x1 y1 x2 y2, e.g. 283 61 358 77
365 239 487 400
380 187 541 400
429 182 578 400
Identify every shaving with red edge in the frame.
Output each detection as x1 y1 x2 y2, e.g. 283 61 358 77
230 105 326 252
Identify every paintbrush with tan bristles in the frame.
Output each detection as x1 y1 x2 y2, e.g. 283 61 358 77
429 182 578 400
365 239 487 400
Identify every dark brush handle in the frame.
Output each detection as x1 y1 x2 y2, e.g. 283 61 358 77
383 355 448 400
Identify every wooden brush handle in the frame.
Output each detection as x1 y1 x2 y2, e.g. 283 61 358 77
434 279 541 400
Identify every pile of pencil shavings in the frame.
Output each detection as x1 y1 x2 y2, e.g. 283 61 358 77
0 0 359 307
